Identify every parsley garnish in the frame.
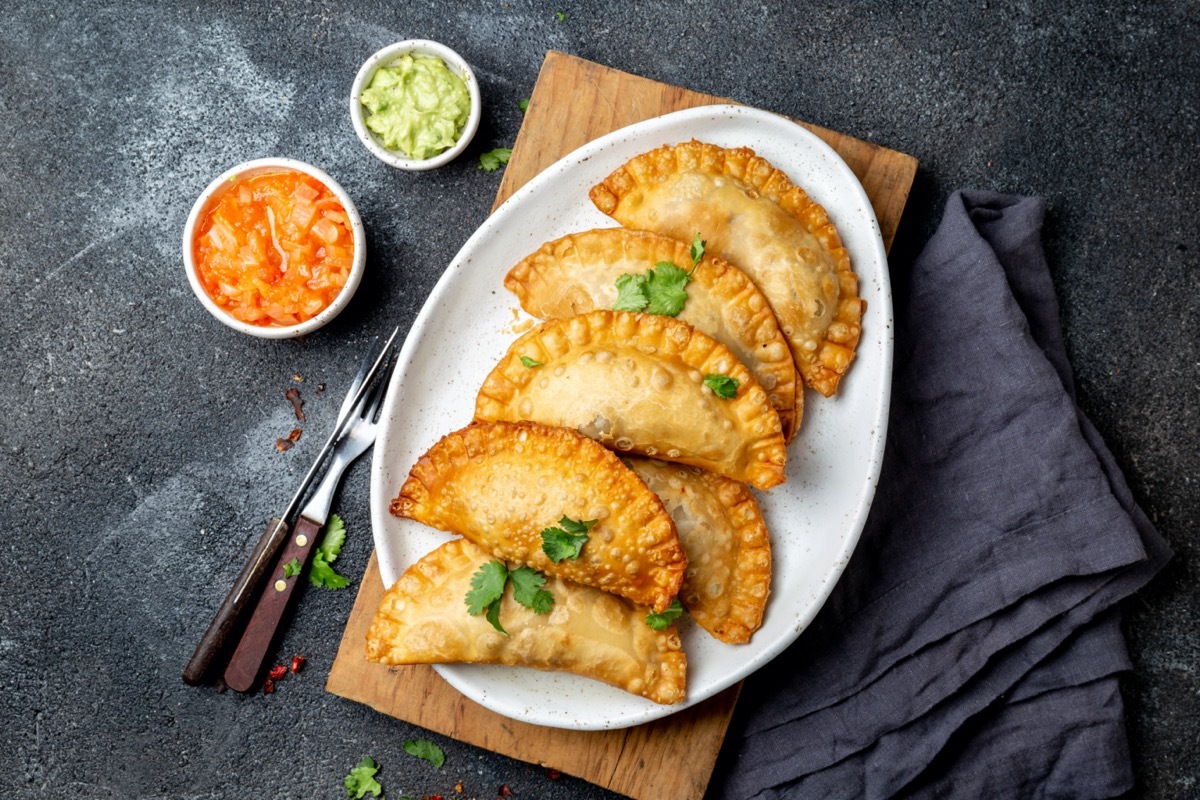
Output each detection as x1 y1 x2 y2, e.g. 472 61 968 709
509 566 555 614
704 374 740 399
282 557 301 578
612 262 692 317
465 560 554 634
555 11 565 22
690 232 707 266
645 598 686 630
344 756 383 799
541 515 596 562
518 97 530 114
402 738 446 768
478 147 512 172
520 355 543 368
309 514 351 589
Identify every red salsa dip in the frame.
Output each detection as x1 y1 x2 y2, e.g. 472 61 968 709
192 169 354 327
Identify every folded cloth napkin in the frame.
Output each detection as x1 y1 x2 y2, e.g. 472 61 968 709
711 190 1171 799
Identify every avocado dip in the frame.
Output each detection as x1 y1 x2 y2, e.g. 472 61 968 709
359 54 471 160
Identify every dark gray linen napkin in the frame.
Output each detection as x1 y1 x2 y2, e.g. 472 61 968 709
711 190 1171 799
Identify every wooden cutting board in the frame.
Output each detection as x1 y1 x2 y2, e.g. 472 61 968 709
327 51 917 800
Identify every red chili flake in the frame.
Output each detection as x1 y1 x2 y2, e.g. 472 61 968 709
290 655 306 674
263 678 276 694
275 438 295 452
288 428 302 442
544 768 561 780
498 785 514 797
268 664 288 681
285 387 305 421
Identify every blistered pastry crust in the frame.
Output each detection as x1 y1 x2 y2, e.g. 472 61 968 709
504 227 802 440
474 310 787 490
391 420 685 612
589 140 863 397
624 457 771 644
366 539 688 704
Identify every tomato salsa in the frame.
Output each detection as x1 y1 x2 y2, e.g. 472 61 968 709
193 169 354 327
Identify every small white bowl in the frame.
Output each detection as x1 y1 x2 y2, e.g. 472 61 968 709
350 39 481 171
182 157 367 339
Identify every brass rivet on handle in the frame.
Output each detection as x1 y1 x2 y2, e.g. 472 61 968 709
296 534 308 547
274 580 287 592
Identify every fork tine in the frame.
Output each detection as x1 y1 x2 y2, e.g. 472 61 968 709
336 339 380 427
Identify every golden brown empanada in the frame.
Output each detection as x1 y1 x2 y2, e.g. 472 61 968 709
589 140 864 397
391 420 686 612
366 539 687 704
474 310 787 490
504 227 801 440
623 457 771 644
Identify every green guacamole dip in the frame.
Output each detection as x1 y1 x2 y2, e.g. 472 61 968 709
360 54 471 160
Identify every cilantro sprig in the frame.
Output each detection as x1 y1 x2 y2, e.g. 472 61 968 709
344 756 383 799
478 147 512 172
402 738 446 769
309 514 351 589
541 515 596 562
519 355 543 369
703 374 740 399
612 233 707 317
645 598 686 630
465 560 554 634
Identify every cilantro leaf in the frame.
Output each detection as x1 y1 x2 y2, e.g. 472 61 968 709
344 756 382 799
555 11 565 21
612 272 650 312
645 598 686 630
282 557 301 578
518 97 530 113
478 147 512 172
309 515 352 589
509 566 554 614
403 738 446 769
484 600 507 635
520 355 543 369
690 233 707 269
466 560 509 615
541 516 596 562
703 373 740 399
644 262 692 316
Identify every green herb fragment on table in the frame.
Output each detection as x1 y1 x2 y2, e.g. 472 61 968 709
541 515 596 562
519 97 530 113
704 374 741 399
478 147 512 172
344 756 383 799
519 355 543 368
555 11 566 22
403 738 446 768
645 598 686 630
309 513 351 589
282 557 301 578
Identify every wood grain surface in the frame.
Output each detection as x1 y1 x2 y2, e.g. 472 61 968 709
327 50 917 800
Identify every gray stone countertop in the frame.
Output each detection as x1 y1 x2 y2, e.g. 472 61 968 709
1 2 1195 798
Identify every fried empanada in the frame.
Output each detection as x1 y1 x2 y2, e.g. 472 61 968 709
391 420 685 612
623 457 771 644
474 310 787 490
366 539 687 704
504 227 801 440
589 140 864 397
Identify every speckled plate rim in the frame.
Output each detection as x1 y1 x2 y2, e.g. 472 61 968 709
368 104 893 730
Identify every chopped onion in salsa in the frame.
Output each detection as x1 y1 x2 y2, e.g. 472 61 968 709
193 170 354 327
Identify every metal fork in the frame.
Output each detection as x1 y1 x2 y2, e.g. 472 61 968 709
223 351 397 692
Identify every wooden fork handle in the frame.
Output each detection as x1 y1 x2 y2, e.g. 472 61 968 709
223 516 323 692
182 517 289 686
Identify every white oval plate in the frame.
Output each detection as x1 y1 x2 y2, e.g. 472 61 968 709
369 104 892 730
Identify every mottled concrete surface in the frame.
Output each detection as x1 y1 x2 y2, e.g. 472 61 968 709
1 2 1196 798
